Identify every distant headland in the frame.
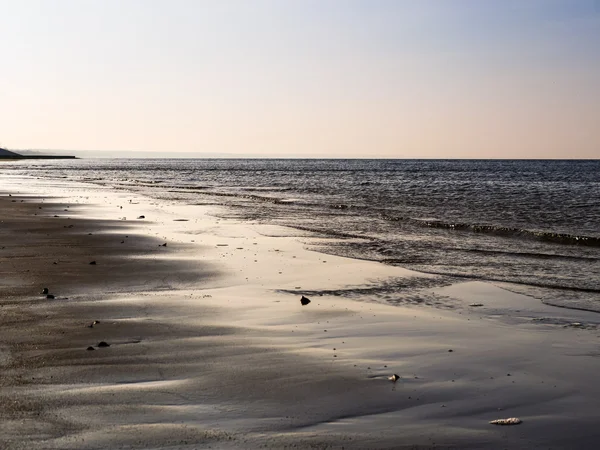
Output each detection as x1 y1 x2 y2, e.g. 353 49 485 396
0 148 76 160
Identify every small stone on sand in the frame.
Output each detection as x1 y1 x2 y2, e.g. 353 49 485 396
41 288 49 294
137 215 145 219
86 346 95 351
46 294 55 299
97 341 110 348
89 261 97 265
489 418 522 426
389 374 400 382
300 295 311 306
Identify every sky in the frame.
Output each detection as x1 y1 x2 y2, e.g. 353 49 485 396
1 0 599 158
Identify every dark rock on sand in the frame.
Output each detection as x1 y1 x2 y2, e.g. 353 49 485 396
97 341 110 348
137 215 145 219
46 294 55 299
41 288 49 294
89 261 97 265
86 346 95 351
300 295 311 306
160 243 167 247
389 374 400 382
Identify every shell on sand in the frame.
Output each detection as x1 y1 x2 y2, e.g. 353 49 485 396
489 417 522 425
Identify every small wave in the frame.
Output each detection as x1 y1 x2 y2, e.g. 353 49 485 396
397 266 600 296
456 248 600 262
388 217 600 247
240 187 293 192
291 225 369 240
165 185 210 190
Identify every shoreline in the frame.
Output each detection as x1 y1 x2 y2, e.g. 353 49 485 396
2 176 600 449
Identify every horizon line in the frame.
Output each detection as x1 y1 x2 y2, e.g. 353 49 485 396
8 148 600 161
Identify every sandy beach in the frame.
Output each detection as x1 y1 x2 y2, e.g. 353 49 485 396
2 176 600 450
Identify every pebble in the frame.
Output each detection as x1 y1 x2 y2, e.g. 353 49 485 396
489 418 522 426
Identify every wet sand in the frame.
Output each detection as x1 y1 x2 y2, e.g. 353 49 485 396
2 180 600 449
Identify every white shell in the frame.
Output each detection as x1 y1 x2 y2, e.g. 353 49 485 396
489 417 522 425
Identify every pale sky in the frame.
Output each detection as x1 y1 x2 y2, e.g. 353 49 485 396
1 0 599 158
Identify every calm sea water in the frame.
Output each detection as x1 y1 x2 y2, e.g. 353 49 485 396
4 159 600 312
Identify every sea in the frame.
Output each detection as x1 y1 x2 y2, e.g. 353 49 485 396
4 159 600 312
